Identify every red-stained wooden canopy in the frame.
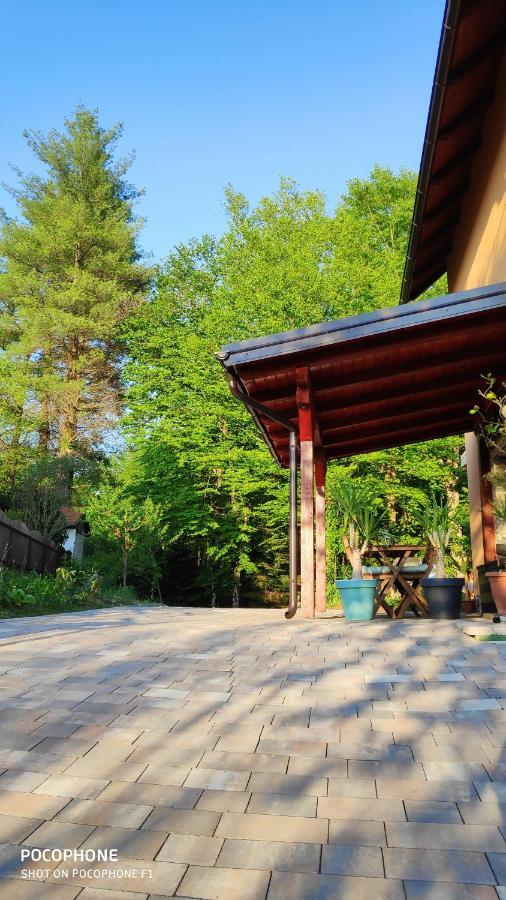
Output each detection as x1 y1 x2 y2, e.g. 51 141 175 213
218 282 506 468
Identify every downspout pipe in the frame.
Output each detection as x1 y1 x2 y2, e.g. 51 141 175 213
226 374 299 619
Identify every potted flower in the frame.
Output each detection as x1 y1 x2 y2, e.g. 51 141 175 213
418 495 464 619
486 496 506 615
332 480 386 621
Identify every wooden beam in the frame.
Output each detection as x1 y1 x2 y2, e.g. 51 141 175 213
297 368 315 619
296 367 323 448
324 417 472 458
315 451 326 615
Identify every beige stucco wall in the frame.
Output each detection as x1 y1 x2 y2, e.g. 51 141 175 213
447 52 505 579
447 52 506 293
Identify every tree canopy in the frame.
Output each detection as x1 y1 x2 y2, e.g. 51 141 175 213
0 105 152 486
0 108 470 605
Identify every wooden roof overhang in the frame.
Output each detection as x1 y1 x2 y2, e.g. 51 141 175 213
400 0 506 302
218 282 506 468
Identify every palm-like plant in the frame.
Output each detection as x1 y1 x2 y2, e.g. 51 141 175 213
332 480 386 579
417 495 453 579
493 496 506 525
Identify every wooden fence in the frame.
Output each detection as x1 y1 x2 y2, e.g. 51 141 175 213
0 510 62 574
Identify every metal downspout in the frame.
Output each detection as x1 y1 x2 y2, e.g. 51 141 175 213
226 375 299 619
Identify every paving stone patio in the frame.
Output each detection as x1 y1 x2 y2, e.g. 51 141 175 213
0 605 505 898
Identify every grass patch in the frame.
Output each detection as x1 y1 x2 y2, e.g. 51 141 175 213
474 633 506 641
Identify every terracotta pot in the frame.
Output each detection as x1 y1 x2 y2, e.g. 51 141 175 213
486 571 506 616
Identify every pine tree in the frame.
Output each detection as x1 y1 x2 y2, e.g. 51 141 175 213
0 105 152 465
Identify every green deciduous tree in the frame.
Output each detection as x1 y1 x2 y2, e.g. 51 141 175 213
84 462 165 592
122 167 465 604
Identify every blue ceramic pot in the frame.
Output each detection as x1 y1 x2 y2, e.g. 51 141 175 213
335 579 378 621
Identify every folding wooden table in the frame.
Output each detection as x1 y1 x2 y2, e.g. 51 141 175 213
366 544 436 619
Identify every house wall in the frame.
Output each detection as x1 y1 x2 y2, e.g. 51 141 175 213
447 52 506 579
447 53 506 292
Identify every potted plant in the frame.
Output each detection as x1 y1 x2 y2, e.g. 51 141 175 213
470 376 506 610
332 481 385 621
486 496 506 616
418 495 464 619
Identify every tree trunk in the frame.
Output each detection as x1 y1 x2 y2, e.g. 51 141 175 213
122 550 128 588
351 547 363 580
435 548 446 579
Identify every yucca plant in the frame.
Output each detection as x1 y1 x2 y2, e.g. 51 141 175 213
417 495 454 578
332 480 386 579
493 496 506 525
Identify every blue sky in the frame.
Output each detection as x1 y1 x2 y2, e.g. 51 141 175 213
1 0 444 263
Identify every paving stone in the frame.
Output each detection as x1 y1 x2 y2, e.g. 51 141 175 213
0 771 49 793
34 775 109 800
0 879 80 898
49 856 186 894
287 757 348 777
267 871 405 899
195 789 250 812
200 750 288 773
77 890 146 900
329 819 386 846
0 815 41 845
137 764 190 786
247 792 316 817
23 820 94 849
386 821 505 851
458 799 506 825
383 847 496 883
348 760 425 779
247 773 327 796
321 843 384 876
142 806 220 835
377 778 477 801
403 881 498 898
79 824 167 860
157 832 223 865
258 739 326 757
177 864 270 899
423 762 489 782
327 778 376 798
216 837 320 873
0 790 69 820
216 811 327 843
404 800 462 823
184 766 249 791
54 798 152 828
487 852 506 884
2 607 506 896
474 782 506 802
318 796 405 821
96 779 201 808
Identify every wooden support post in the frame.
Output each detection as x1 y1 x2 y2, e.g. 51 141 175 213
465 432 485 573
315 451 327 615
297 369 315 619
479 439 496 563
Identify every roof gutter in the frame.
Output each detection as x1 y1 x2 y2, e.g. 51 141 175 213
400 0 462 303
225 372 299 619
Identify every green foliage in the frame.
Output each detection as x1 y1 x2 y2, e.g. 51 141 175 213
84 461 166 592
330 480 387 578
122 167 459 604
9 457 69 544
0 564 100 614
416 494 456 578
0 105 152 472
0 563 146 618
